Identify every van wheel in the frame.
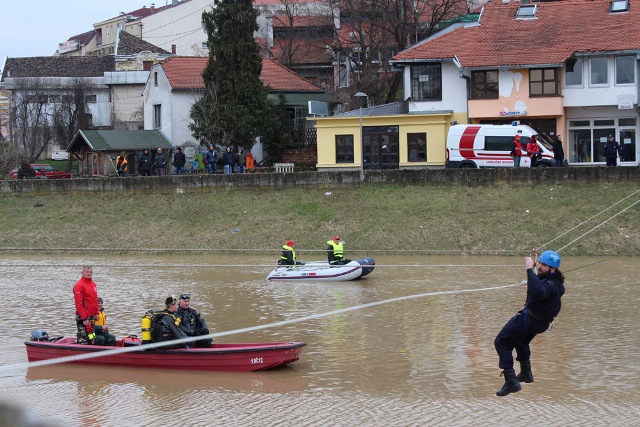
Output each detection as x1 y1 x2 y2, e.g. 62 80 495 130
460 163 475 169
536 163 549 168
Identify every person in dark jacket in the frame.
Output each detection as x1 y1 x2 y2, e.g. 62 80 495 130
173 147 186 175
236 147 246 173
552 135 565 167
155 148 167 176
223 146 235 174
204 145 217 174
151 296 189 349
603 135 622 166
139 149 152 176
17 162 36 179
494 250 565 396
176 293 212 348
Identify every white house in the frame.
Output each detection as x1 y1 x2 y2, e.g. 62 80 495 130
143 56 337 163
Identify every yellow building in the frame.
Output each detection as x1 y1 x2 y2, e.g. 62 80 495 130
314 102 465 171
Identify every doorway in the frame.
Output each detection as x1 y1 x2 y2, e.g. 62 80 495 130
363 126 399 170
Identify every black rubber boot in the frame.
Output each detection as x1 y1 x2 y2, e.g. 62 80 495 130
496 368 522 397
516 360 534 383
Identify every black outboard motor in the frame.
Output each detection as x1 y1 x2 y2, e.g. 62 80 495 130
30 330 50 341
357 258 376 277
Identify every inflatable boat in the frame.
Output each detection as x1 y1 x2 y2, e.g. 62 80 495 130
267 257 375 282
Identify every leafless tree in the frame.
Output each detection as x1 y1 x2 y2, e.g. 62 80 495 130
8 77 93 161
261 0 470 108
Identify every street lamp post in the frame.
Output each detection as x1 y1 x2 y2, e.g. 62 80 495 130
355 92 368 182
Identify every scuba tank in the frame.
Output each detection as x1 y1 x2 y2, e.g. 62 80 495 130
141 311 153 344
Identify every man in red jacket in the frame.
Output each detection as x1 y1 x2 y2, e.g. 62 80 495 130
73 266 100 344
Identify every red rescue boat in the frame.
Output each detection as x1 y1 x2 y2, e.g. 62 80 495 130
25 336 306 372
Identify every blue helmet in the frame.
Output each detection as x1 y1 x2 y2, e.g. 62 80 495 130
538 251 561 268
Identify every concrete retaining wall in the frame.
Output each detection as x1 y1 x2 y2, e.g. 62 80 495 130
1 166 639 196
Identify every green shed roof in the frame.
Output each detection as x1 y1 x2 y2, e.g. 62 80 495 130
67 130 174 152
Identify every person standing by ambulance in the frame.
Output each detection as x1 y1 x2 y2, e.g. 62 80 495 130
526 136 541 167
511 134 523 167
494 251 565 397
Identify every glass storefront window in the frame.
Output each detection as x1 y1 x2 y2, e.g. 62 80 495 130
620 129 636 162
570 129 593 163
568 117 638 164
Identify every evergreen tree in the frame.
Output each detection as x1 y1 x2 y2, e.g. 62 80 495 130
190 0 282 151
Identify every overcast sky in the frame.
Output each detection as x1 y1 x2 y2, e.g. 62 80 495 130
1 1 150 71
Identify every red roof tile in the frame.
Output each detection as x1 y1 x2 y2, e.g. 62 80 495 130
393 0 640 68
160 56 323 91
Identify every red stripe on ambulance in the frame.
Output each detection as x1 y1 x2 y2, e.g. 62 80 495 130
460 126 481 159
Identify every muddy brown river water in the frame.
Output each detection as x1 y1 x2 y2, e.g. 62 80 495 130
0 254 638 426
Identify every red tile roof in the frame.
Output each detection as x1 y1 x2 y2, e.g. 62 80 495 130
160 56 323 91
393 0 640 68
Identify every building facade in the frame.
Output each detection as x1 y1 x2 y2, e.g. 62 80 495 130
391 0 640 166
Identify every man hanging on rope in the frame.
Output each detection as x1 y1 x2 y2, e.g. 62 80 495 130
494 250 565 396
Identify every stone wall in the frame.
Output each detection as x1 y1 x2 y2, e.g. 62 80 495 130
1 166 638 196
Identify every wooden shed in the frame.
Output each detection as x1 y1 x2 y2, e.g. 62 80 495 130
67 130 174 176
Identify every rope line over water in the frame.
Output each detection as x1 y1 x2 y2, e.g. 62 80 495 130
0 281 520 375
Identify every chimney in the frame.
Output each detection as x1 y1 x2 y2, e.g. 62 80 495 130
172 44 177 54
150 3 155 13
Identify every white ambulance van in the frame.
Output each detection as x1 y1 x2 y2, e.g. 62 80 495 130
445 124 555 168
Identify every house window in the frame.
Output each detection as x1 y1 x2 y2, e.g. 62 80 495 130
565 57 583 86
516 4 537 18
590 57 608 85
615 55 635 84
529 68 558 96
62 95 73 104
335 135 354 163
410 63 442 101
154 71 158 86
201 42 209 49
610 0 629 12
408 133 427 162
153 104 162 129
471 70 498 99
85 94 97 103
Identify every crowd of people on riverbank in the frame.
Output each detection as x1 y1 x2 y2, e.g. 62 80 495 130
112 145 252 177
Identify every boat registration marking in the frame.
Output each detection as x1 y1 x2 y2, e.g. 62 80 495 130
251 357 264 364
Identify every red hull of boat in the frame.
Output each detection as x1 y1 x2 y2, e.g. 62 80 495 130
25 337 306 372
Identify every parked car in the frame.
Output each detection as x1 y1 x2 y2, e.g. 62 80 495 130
9 164 73 179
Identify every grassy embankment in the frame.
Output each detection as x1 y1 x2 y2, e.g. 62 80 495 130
0 181 638 256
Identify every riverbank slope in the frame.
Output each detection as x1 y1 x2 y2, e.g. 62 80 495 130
1 178 638 256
